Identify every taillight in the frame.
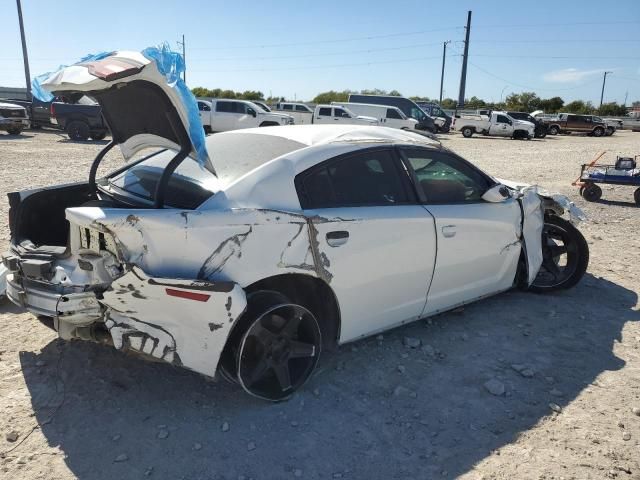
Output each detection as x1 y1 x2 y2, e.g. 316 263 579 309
50 103 55 117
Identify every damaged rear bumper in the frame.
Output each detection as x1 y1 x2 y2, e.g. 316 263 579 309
4 257 247 378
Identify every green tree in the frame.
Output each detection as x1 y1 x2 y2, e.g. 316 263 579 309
388 90 403 97
466 96 486 109
440 98 457 109
598 102 627 116
312 90 352 103
537 96 564 113
239 90 264 100
564 100 595 114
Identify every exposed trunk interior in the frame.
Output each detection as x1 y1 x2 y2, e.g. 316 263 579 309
8 182 97 249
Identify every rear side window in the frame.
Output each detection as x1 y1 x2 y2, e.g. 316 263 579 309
216 101 232 113
318 107 331 116
297 149 409 209
283 104 293 110
387 108 402 119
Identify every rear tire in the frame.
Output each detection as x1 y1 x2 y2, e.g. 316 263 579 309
581 183 602 202
66 120 90 141
634 187 640 206
461 127 473 138
222 290 321 401
6 127 22 135
548 125 559 135
530 215 589 292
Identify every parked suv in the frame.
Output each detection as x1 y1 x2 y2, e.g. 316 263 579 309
545 113 607 137
198 99 293 133
507 111 548 138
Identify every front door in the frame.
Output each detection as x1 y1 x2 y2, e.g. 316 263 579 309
489 114 514 136
297 148 436 342
400 148 522 315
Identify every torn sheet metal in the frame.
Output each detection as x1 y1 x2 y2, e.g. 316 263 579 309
519 187 545 285
101 266 246 377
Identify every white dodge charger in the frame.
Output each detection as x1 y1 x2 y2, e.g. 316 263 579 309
1 51 589 400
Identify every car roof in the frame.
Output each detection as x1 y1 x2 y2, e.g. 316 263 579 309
219 124 439 149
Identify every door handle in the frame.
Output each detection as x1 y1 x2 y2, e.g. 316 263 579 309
326 230 349 247
441 225 457 238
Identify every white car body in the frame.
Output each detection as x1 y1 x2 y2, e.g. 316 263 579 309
312 105 379 126
197 99 293 132
331 102 418 130
0 50 587 399
453 111 535 138
274 102 314 125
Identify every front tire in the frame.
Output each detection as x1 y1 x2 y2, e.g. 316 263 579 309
530 215 589 292
461 127 473 138
634 187 640 206
90 131 107 141
548 125 559 135
6 127 22 135
592 127 604 137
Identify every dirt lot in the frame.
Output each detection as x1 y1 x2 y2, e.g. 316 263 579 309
0 129 639 480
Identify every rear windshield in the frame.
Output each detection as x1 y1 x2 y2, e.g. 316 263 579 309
108 133 305 209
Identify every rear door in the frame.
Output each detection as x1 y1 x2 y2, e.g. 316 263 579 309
314 106 333 124
400 147 521 315
212 100 234 131
297 147 437 342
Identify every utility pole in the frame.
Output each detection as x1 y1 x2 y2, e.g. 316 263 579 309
599 71 612 109
457 11 472 108
16 0 32 99
177 34 186 83
439 41 451 104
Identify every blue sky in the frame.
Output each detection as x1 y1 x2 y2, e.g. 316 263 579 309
1 0 639 103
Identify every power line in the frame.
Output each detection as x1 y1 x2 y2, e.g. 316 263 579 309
189 55 448 73
467 60 604 92
189 27 464 51
471 39 640 44
187 41 446 62
471 54 640 60
473 20 640 28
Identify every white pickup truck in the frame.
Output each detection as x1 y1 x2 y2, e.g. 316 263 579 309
312 105 379 126
197 99 294 133
452 111 535 139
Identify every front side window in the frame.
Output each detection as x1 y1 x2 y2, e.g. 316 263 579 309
410 107 427 121
297 149 409 209
387 108 402 120
334 108 351 118
496 115 510 124
318 107 331 116
283 104 293 110
231 102 247 114
295 105 309 112
403 149 491 204
197 102 210 112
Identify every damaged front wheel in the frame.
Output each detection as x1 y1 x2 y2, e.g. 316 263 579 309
530 215 589 292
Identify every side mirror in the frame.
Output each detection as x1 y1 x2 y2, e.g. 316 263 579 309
248 108 256 117
482 184 511 203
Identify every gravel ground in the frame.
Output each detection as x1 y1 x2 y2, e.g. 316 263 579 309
0 128 639 480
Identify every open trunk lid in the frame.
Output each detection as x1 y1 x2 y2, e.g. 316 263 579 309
33 46 212 172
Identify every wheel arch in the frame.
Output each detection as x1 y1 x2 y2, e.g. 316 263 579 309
244 273 341 350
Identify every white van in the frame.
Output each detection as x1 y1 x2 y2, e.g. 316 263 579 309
197 99 293 133
274 102 314 125
312 105 378 126
331 102 418 130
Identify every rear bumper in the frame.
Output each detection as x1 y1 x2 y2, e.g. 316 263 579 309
6 273 101 321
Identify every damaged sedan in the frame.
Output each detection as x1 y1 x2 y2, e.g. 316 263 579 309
0 50 589 401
